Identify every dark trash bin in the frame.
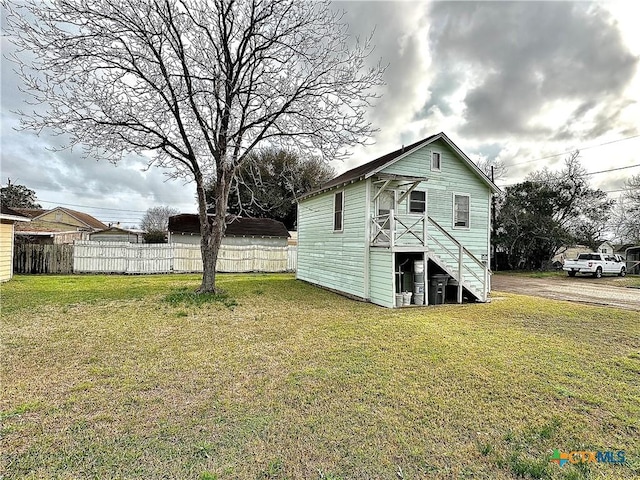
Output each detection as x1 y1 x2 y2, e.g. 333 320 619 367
429 274 449 305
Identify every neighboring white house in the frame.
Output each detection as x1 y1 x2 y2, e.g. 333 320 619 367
296 132 500 308
168 214 289 247
89 226 143 243
597 240 614 254
0 206 31 282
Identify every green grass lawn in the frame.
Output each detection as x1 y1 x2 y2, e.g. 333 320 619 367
1 274 639 479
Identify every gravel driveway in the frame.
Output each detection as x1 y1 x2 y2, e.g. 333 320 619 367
491 274 640 311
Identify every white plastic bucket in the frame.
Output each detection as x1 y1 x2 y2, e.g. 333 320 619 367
402 292 412 306
395 294 404 308
413 282 425 294
414 293 424 305
414 260 424 274
414 272 424 283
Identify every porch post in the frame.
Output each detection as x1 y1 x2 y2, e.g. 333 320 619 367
483 263 488 302
364 179 371 299
389 208 395 248
422 212 428 248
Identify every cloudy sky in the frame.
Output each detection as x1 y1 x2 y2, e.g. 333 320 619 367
1 1 639 227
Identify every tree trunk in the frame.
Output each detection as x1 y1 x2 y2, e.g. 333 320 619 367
199 229 220 293
196 166 232 293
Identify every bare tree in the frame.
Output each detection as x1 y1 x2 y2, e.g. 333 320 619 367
4 0 384 292
141 206 179 232
612 174 640 243
475 157 507 182
214 148 334 229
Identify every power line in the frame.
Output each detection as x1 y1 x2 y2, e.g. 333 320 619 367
584 163 640 176
498 163 640 188
503 134 640 167
38 199 150 213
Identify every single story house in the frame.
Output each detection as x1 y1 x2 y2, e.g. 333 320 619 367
296 132 500 308
14 206 107 244
168 215 289 247
89 226 143 243
597 241 614 255
0 206 31 282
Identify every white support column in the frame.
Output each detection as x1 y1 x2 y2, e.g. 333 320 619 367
422 212 428 248
425 254 429 306
389 208 395 248
364 179 371 299
458 244 463 304
483 262 488 302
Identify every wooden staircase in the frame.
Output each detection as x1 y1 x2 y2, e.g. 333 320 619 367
425 217 490 303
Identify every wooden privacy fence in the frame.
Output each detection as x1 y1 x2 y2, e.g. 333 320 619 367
73 241 294 274
74 242 174 274
13 244 74 274
14 242 297 274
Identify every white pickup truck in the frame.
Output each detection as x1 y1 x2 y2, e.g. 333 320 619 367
563 253 626 278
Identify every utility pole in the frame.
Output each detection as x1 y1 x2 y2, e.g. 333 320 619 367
491 166 497 271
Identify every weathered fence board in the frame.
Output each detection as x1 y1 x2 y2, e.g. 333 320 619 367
287 246 297 272
73 241 291 274
172 244 202 273
74 242 174 273
13 244 73 274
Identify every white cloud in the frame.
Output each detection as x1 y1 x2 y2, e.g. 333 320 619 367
2 0 639 220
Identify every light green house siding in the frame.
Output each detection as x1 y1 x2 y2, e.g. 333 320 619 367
298 135 494 307
379 139 491 295
297 181 367 298
369 248 394 307
381 139 490 255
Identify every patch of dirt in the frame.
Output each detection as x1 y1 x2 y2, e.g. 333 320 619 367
491 275 640 311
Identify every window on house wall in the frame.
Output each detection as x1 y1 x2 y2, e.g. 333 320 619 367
334 191 343 231
409 191 426 213
453 194 470 228
431 152 441 171
55 212 63 222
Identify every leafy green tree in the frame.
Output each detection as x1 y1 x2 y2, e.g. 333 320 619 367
495 181 573 269
142 230 168 244
495 152 614 269
1 179 41 209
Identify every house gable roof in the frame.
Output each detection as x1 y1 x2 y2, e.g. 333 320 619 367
91 226 138 235
300 132 501 200
10 207 47 218
168 214 290 238
33 207 107 230
1 205 32 222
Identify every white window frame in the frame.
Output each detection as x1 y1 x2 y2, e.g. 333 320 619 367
408 190 426 214
452 193 470 229
333 190 344 232
431 151 442 172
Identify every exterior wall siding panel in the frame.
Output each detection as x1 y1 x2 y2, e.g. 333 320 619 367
382 138 491 260
0 223 14 282
297 182 367 299
369 249 394 308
